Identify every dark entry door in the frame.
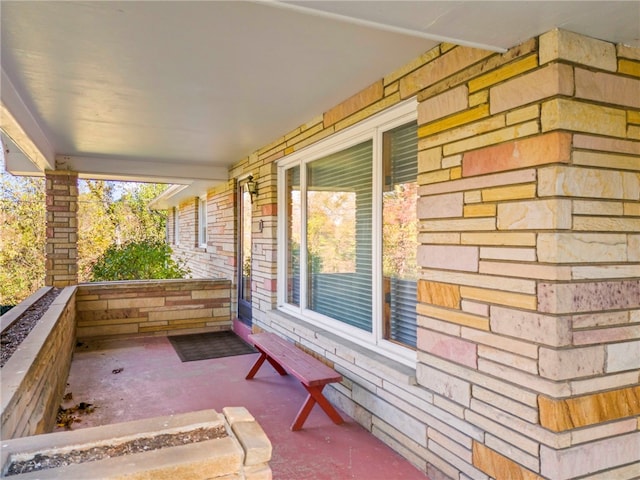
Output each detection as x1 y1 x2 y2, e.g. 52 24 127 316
237 181 252 325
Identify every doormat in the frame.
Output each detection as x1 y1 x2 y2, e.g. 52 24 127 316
168 331 256 362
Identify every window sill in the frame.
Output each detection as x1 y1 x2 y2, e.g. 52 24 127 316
264 309 417 387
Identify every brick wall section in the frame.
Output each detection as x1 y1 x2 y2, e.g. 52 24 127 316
45 170 78 287
175 29 639 480
1 287 76 439
75 279 231 338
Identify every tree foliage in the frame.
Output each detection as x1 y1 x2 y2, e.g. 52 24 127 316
90 240 190 281
77 181 118 281
383 182 418 280
0 173 46 305
307 191 356 273
77 181 168 281
1 165 185 304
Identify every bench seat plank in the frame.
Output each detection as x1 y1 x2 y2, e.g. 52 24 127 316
249 333 342 386
245 332 344 430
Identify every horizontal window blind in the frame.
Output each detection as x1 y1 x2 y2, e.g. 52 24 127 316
307 140 373 332
384 121 417 347
389 122 418 184
286 166 301 306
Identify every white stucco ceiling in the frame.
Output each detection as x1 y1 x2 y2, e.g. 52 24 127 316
1 1 639 195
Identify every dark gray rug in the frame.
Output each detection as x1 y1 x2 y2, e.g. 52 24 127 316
168 331 255 362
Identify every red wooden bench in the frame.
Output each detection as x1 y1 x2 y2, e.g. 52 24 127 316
245 332 344 431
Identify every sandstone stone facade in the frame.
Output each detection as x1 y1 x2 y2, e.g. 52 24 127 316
43 28 639 480
169 181 237 278
76 279 231 339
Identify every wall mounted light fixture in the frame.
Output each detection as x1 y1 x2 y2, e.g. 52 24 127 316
246 175 258 200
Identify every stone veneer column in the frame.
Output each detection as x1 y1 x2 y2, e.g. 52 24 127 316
412 30 639 479
45 170 78 287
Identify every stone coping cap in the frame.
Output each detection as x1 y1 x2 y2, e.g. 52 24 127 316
78 278 231 288
223 406 255 424
2 409 225 460
4 437 241 480
0 287 52 333
2 408 272 478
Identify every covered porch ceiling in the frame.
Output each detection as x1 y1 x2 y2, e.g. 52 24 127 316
2 1 638 200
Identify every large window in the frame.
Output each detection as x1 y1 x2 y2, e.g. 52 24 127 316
278 101 417 365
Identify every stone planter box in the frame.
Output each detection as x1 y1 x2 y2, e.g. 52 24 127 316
1 279 233 441
1 287 77 439
0 288 51 333
1 408 271 479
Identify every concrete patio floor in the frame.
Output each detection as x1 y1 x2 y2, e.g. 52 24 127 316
62 335 430 480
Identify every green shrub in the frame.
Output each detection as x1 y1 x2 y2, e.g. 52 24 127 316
91 241 190 281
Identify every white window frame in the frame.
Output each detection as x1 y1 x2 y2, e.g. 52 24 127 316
173 207 180 246
277 99 418 367
198 195 208 248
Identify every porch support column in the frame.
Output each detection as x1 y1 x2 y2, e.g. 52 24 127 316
45 170 78 287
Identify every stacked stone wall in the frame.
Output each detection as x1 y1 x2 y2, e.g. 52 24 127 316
1 287 76 439
411 29 640 479
172 195 209 277
172 184 237 291
76 279 231 338
45 171 78 287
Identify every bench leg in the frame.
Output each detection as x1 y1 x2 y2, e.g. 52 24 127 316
266 355 288 376
291 385 344 431
245 348 287 380
245 352 267 379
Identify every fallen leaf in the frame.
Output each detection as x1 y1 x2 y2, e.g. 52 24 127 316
56 401 97 430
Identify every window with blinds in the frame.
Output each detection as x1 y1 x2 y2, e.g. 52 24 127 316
286 166 301 306
279 100 418 363
382 122 418 348
198 195 207 247
307 141 373 332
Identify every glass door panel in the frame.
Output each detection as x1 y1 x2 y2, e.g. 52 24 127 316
238 183 252 325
